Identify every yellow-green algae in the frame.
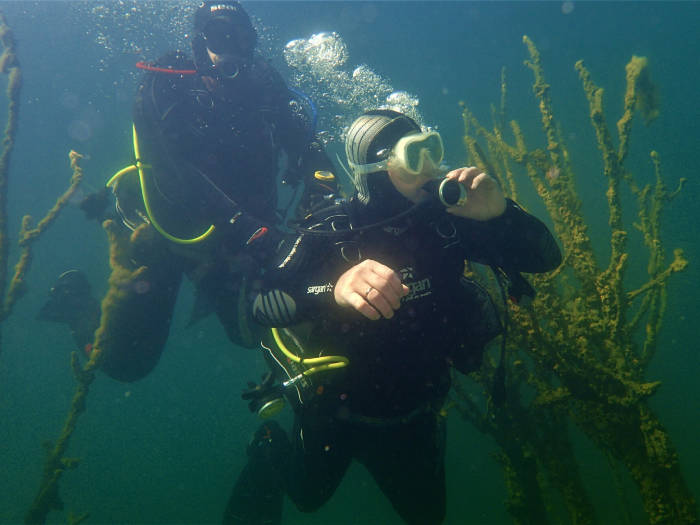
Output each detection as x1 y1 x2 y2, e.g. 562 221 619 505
453 36 694 524
0 11 92 524
0 9 22 328
0 11 83 335
24 219 158 524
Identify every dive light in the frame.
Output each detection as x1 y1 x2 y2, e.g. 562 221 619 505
425 178 468 207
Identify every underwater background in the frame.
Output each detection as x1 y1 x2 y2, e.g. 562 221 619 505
0 1 698 524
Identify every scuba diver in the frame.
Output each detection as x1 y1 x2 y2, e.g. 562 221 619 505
126 0 337 242
39 0 338 382
226 110 562 525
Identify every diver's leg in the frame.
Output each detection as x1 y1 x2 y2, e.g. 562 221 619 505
222 412 352 524
360 413 447 525
222 421 288 525
284 408 353 512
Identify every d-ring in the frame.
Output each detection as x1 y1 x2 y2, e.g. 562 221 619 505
365 285 373 298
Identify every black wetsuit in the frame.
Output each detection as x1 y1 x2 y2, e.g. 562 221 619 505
132 51 335 241
226 197 562 524
97 52 337 383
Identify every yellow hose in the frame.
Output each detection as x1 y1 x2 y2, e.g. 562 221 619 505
271 327 348 377
106 123 216 244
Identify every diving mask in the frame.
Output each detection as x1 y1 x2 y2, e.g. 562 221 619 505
347 131 445 179
391 131 444 176
202 18 241 55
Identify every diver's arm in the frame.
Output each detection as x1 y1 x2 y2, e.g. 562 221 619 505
251 242 412 325
456 199 562 273
249 233 348 327
439 166 560 272
96 222 185 382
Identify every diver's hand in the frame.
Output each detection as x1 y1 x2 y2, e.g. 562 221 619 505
444 167 506 220
334 259 409 320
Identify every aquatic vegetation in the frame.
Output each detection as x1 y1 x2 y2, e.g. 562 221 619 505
626 56 660 127
0 11 83 345
24 219 153 525
453 36 695 524
0 11 91 525
0 11 84 344
0 10 22 330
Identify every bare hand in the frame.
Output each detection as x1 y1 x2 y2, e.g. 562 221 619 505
334 259 409 320
444 167 506 220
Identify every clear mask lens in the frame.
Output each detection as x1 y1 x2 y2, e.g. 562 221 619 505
394 132 444 176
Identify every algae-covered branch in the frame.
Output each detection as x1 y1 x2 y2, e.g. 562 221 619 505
454 35 695 524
